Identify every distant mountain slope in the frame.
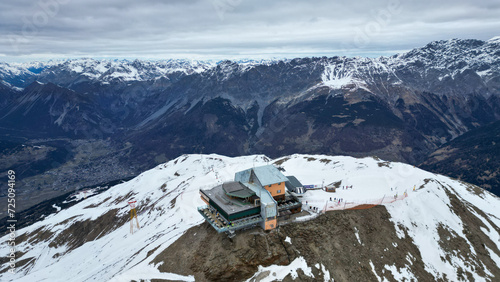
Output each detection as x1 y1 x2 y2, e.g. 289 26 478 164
0 81 116 139
0 59 216 88
1 37 500 213
0 80 18 109
0 154 499 281
420 120 500 195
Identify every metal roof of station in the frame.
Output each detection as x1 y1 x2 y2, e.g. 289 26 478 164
222 181 256 198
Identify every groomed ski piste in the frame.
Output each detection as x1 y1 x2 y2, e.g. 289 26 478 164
1 154 500 281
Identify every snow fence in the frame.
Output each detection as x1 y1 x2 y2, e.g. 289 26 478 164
322 191 409 212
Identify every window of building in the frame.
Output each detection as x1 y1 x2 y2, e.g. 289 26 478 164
277 190 281 193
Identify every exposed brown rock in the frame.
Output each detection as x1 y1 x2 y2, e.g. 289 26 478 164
153 206 441 281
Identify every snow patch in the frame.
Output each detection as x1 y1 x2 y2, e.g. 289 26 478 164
354 226 362 244
476 69 490 77
485 245 500 265
71 65 83 73
369 260 383 282
384 264 416 281
108 262 194 282
53 103 71 126
322 64 356 89
319 263 332 282
472 211 500 252
246 257 314 282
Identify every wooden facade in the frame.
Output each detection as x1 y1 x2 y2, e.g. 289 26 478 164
265 182 286 201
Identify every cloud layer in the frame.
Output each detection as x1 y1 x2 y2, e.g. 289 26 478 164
1 0 499 61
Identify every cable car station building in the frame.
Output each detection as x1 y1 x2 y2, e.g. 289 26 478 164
198 165 302 235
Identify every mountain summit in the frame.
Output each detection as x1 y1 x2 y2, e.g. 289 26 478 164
1 154 499 281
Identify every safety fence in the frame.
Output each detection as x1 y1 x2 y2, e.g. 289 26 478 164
322 191 409 212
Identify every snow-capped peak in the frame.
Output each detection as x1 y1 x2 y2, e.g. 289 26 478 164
0 59 219 87
57 58 217 81
488 36 500 44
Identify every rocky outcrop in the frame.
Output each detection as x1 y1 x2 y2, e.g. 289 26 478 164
153 205 500 281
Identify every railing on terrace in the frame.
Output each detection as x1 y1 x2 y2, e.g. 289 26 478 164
197 205 263 233
278 201 301 211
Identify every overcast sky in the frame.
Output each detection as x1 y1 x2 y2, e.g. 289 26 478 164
1 0 499 62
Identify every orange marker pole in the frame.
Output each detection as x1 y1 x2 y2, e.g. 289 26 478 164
128 199 140 234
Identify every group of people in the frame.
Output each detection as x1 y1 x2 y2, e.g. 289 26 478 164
309 205 319 212
303 190 350 212
304 201 320 212
330 197 343 204
342 185 353 189
393 191 408 199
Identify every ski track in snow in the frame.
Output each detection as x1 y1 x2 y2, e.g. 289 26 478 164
1 154 499 281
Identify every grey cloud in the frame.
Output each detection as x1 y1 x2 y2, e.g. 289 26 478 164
0 0 499 61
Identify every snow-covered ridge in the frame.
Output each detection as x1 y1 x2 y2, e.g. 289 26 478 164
319 37 500 94
1 37 498 91
0 60 59 78
488 36 500 44
0 59 217 86
60 58 218 81
1 154 499 281
0 58 287 86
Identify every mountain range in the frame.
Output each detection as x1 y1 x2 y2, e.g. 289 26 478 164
1 37 500 214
